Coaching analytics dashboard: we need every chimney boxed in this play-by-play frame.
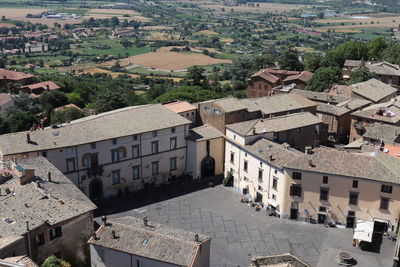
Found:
[195,234,199,242]
[26,220,30,231]
[252,127,256,135]
[45,84,50,90]
[305,146,312,154]
[143,216,148,226]
[111,230,116,239]
[102,216,107,226]
[26,132,31,143]
[47,171,52,182]
[269,155,274,161]
[48,189,52,197]
[20,169,35,185]
[308,159,315,167]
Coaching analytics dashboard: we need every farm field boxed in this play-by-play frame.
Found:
[199,3,315,14]
[123,46,232,71]
[84,9,151,22]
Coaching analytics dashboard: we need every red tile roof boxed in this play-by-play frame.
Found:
[21,81,60,91]
[0,68,34,81]
[163,101,197,113]
[0,93,12,105]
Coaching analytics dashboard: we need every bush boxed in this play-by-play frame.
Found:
[223,171,233,187]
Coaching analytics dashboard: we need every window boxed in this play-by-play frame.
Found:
[352,180,358,188]
[258,185,263,191]
[258,169,263,182]
[152,162,159,175]
[290,184,302,197]
[112,138,117,145]
[319,206,327,212]
[292,172,302,180]
[49,227,62,240]
[170,157,177,171]
[348,211,355,217]
[111,147,126,162]
[151,141,159,154]
[171,127,176,134]
[152,131,157,137]
[230,152,235,163]
[260,162,262,167]
[170,137,177,150]
[272,177,278,190]
[272,194,277,200]
[274,170,278,174]
[323,176,328,184]
[320,188,329,201]
[132,166,140,180]
[80,175,86,183]
[112,170,120,184]
[90,142,96,149]
[214,109,222,115]
[136,260,143,267]
[132,145,140,158]
[204,106,210,112]
[380,197,390,210]
[133,134,138,141]
[66,158,75,172]
[41,151,47,157]
[82,154,91,167]
[381,185,393,194]
[36,233,45,246]
[243,160,248,172]
[349,192,358,205]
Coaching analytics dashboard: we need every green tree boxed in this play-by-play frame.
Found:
[153,86,219,103]
[50,107,85,124]
[0,116,9,134]
[278,47,303,71]
[120,39,132,50]
[324,41,368,67]
[348,62,377,85]
[304,54,322,72]
[186,66,206,86]
[306,67,341,92]
[94,89,127,113]
[39,90,68,114]
[66,92,84,107]
[41,255,71,267]
[367,37,388,60]
[6,111,37,132]
[6,94,40,116]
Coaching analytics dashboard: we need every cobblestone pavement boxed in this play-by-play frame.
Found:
[107,185,396,267]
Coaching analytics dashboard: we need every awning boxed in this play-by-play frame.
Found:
[267,199,279,208]
[353,220,374,242]
[374,218,389,224]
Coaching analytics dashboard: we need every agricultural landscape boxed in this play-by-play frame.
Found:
[1,0,400,132]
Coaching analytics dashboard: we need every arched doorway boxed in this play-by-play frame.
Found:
[89,179,103,200]
[201,156,215,178]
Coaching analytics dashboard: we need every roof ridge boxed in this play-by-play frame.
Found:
[108,220,204,246]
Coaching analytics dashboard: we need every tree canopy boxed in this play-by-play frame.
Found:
[306,67,341,92]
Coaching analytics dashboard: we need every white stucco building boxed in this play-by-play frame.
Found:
[0,104,192,199]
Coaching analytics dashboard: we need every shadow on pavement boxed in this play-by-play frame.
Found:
[94,175,223,217]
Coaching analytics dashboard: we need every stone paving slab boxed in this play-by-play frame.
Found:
[110,186,395,267]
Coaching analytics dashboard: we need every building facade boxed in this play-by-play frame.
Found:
[0,104,192,199]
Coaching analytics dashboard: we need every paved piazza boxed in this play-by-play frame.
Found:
[105,185,396,267]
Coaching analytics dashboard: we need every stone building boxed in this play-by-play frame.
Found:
[198,94,317,134]
[350,99,400,142]
[247,69,312,98]
[88,216,211,267]
[0,104,192,199]
[0,157,96,264]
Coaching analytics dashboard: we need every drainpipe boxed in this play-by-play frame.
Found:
[75,146,81,188]
[25,220,32,258]
[267,164,272,202]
